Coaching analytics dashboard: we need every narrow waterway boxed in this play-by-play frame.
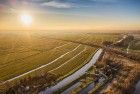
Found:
[40,49,103,94]
[61,82,81,94]
[79,77,105,94]
[134,80,140,94]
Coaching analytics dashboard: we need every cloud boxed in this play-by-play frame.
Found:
[91,0,118,3]
[41,1,74,8]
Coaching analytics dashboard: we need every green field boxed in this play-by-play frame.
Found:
[0,32,119,85]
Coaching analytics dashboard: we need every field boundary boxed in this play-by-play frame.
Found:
[0,43,71,68]
[57,48,99,82]
[0,44,81,84]
[49,47,86,72]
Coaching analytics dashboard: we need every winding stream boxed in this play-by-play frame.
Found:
[40,49,103,94]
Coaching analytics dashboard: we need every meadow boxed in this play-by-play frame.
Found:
[0,31,119,89]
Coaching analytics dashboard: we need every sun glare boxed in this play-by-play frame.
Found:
[20,12,33,26]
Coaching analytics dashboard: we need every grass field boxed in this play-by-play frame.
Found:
[0,32,119,85]
[41,32,120,45]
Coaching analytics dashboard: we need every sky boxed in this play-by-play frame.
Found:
[0,0,140,31]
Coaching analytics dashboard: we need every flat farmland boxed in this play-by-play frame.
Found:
[0,32,98,84]
[0,43,78,81]
[0,32,121,94]
[40,32,119,47]
[49,46,96,76]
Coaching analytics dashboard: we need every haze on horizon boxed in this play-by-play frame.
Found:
[0,0,140,31]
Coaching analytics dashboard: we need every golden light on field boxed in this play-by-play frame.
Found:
[20,12,33,26]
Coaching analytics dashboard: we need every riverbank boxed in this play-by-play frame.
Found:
[134,80,140,94]
[99,51,140,94]
[40,49,103,94]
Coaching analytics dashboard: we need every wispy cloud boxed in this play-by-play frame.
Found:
[91,0,118,3]
[41,1,74,8]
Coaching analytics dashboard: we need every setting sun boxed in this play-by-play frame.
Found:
[20,12,33,26]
